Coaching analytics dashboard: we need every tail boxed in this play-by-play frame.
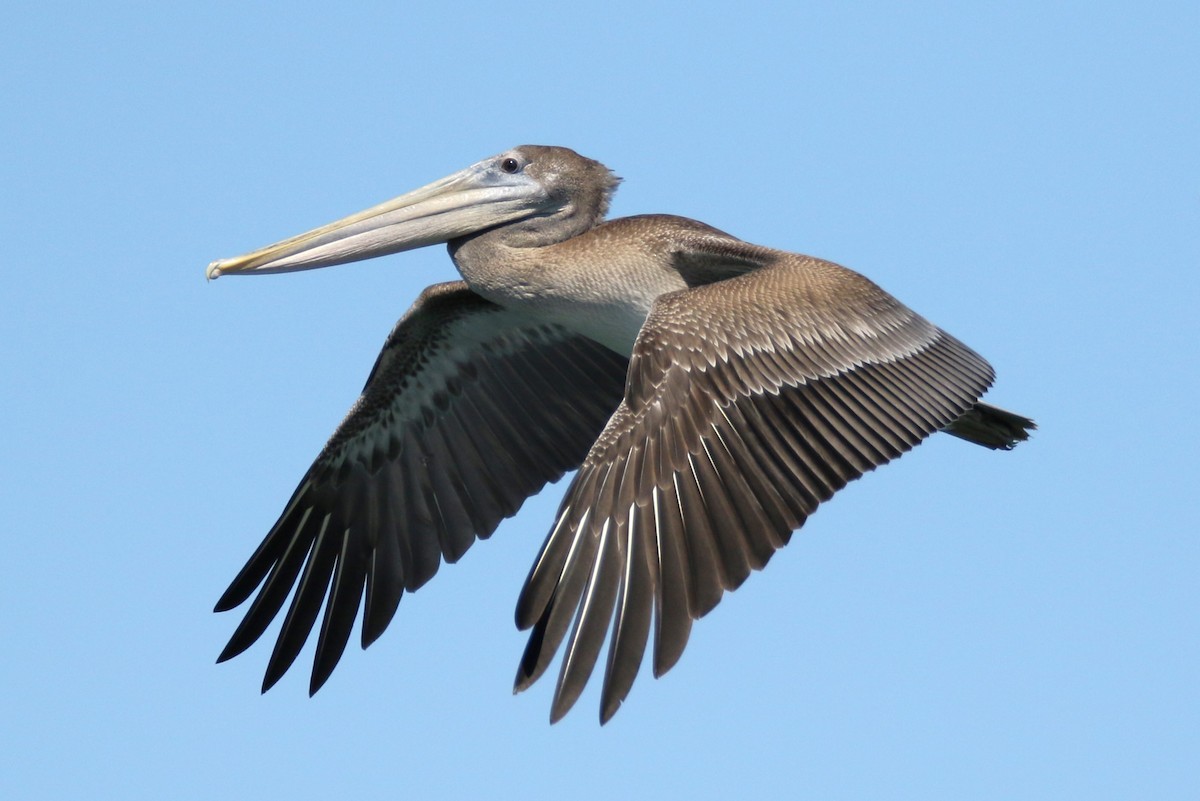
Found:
[943,402,1036,450]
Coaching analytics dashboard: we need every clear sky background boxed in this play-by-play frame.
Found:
[2,2,1197,799]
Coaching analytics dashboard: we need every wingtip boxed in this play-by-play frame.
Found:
[360,625,385,650]
[308,669,331,697]
[549,701,570,725]
[216,634,253,665]
[549,678,589,724]
[360,594,399,649]
[213,588,242,614]
[513,663,537,695]
[599,699,620,725]
[260,664,286,694]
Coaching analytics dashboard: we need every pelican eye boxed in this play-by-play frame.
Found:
[500,157,521,174]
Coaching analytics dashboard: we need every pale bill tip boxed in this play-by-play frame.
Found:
[206,260,225,281]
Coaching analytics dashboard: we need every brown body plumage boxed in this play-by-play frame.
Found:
[208,145,1034,722]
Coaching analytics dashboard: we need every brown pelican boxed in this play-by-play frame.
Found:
[208,145,1033,723]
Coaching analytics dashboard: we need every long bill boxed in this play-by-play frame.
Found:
[206,160,552,279]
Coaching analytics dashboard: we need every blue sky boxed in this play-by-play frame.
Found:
[2,2,1197,798]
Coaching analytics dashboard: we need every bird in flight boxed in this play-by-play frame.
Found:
[208,145,1033,723]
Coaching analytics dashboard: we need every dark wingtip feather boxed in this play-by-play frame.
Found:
[215,478,318,615]
[308,637,348,696]
[213,589,244,614]
[215,566,271,615]
[308,667,331,697]
[513,612,550,694]
[215,638,244,665]
[217,622,265,665]
[360,592,401,649]
[549,703,570,725]
[309,616,353,696]
[309,554,367,696]
[261,662,288,694]
[599,696,622,725]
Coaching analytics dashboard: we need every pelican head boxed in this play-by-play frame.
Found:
[206,145,619,279]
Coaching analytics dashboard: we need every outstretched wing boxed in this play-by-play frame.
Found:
[513,245,996,722]
[215,281,629,694]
